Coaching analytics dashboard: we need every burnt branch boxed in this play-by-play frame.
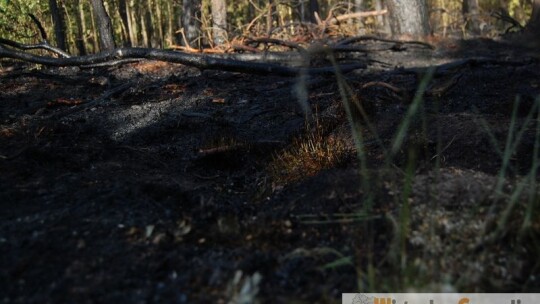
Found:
[0,37,71,58]
[0,14,70,58]
[0,45,366,76]
[28,13,48,41]
[245,37,307,53]
[337,35,435,50]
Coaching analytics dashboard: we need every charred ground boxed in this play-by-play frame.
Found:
[1,38,539,303]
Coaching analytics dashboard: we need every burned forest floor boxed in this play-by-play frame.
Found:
[1,37,540,303]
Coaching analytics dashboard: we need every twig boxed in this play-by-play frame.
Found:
[326,9,388,25]
[0,14,71,58]
[430,135,457,161]
[230,43,261,53]
[80,58,145,68]
[361,81,404,94]
[245,37,306,53]
[336,35,435,50]
[198,143,246,157]
[491,9,524,32]
[43,81,134,120]
[426,73,463,97]
[28,13,48,41]
[0,37,71,58]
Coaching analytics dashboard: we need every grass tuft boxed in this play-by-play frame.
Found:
[269,121,350,185]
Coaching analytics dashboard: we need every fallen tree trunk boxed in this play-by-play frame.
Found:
[0,43,365,77]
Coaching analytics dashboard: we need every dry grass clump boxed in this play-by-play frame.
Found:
[0,127,17,138]
[269,123,351,184]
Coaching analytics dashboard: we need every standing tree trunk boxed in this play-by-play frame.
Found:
[154,0,164,48]
[89,4,99,52]
[166,1,174,46]
[128,0,139,46]
[375,0,390,34]
[308,0,319,24]
[140,5,149,47]
[144,0,154,48]
[74,0,86,55]
[462,0,481,35]
[386,0,430,39]
[89,0,116,51]
[49,0,67,51]
[118,0,132,46]
[300,0,305,23]
[300,0,319,23]
[182,0,202,48]
[527,0,540,31]
[211,0,227,45]
[266,0,275,35]
[355,0,365,34]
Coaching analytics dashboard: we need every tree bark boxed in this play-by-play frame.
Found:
[89,0,116,51]
[154,0,164,48]
[166,1,174,46]
[89,3,99,52]
[308,0,319,24]
[355,0,364,12]
[140,6,149,47]
[0,45,366,76]
[49,0,67,51]
[118,0,132,46]
[75,0,86,55]
[144,0,154,48]
[386,0,430,39]
[128,0,139,46]
[375,0,390,34]
[462,0,481,35]
[211,0,227,45]
[527,0,540,31]
[266,0,275,35]
[182,0,202,48]
[299,0,320,24]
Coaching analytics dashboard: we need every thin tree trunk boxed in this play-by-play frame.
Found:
[155,0,164,48]
[75,0,86,55]
[375,0,390,34]
[144,0,154,48]
[89,4,99,52]
[140,5,149,47]
[211,0,227,45]
[308,0,319,24]
[527,0,540,31]
[247,1,255,24]
[49,0,67,51]
[128,0,139,46]
[166,1,174,46]
[462,0,481,35]
[89,0,116,51]
[62,3,73,53]
[118,0,132,46]
[266,0,274,35]
[355,0,364,33]
[300,0,305,23]
[355,0,363,12]
[182,0,202,48]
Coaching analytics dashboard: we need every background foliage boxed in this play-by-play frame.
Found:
[0,0,535,54]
